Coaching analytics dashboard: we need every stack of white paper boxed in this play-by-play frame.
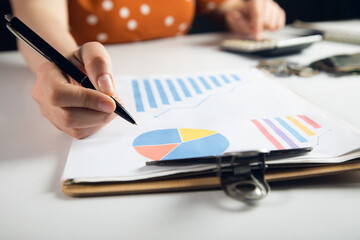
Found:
[62,68,360,183]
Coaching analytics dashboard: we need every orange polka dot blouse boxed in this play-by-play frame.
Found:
[68,0,226,45]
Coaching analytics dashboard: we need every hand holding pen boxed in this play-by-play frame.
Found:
[5,15,136,139]
[34,42,123,139]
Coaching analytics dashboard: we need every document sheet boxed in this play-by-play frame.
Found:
[62,68,360,183]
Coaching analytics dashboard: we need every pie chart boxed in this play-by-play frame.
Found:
[133,128,229,161]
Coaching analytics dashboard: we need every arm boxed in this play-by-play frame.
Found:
[11,0,77,72]
[11,0,118,139]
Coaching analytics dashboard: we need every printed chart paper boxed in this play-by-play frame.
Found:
[62,68,360,183]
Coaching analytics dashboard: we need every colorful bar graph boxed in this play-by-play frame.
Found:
[252,115,322,150]
[251,119,285,150]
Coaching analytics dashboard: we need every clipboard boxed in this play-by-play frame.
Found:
[62,152,360,200]
[60,67,360,202]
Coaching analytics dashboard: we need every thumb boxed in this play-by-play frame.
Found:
[76,42,115,96]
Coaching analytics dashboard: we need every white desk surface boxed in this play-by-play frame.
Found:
[1,33,360,240]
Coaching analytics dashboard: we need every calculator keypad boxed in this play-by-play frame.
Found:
[221,39,276,52]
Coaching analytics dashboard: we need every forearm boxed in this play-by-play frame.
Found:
[11,0,78,73]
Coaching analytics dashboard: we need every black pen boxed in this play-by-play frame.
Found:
[5,14,136,125]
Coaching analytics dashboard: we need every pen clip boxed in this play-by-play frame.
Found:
[5,17,52,63]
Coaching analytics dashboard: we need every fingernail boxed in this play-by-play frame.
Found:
[97,73,114,94]
[98,100,114,113]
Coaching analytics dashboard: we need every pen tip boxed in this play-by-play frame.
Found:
[5,14,13,21]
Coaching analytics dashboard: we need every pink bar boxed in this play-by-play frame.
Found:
[251,119,285,150]
[298,115,321,129]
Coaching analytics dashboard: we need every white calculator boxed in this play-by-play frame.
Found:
[220,27,323,56]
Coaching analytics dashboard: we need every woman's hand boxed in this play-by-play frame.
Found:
[224,0,286,40]
[32,42,118,139]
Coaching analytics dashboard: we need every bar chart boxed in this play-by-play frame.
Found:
[251,115,327,150]
[131,72,244,117]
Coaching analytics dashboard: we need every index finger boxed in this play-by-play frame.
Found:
[249,0,264,40]
[73,42,115,96]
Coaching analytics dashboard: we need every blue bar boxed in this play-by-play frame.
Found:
[177,78,192,97]
[209,76,221,87]
[187,77,202,94]
[231,74,241,81]
[154,79,169,105]
[220,75,231,84]
[199,76,212,90]
[143,79,158,108]
[166,79,181,101]
[132,80,144,112]
[275,117,308,143]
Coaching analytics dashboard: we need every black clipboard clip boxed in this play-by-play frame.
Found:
[217,150,269,201]
[146,147,312,202]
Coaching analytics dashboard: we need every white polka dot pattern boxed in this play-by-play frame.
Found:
[97,33,108,42]
[102,0,114,11]
[68,0,208,44]
[178,22,187,31]
[127,19,138,30]
[140,4,151,15]
[164,16,174,26]
[86,15,98,25]
[119,7,130,19]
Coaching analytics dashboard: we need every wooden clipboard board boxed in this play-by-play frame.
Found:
[62,159,360,197]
